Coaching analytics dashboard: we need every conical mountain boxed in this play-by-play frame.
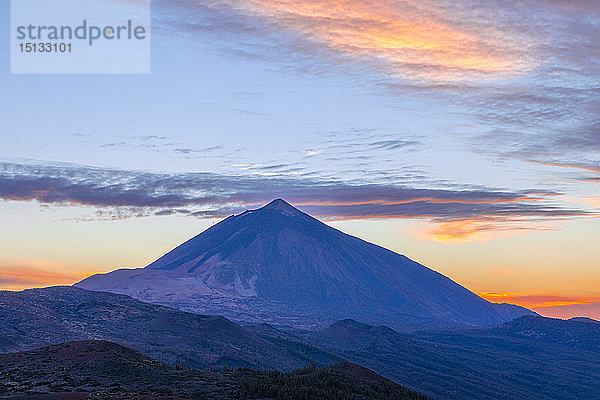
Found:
[77,199,532,330]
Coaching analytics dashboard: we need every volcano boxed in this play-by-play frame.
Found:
[77,199,532,330]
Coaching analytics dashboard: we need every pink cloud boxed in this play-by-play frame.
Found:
[231,0,533,81]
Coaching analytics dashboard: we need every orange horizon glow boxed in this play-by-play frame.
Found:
[0,258,99,291]
[2,260,598,321]
[478,291,600,309]
[479,291,600,321]
[4,266,598,321]
[533,304,600,321]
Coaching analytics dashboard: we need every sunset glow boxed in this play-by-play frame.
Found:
[0,258,99,291]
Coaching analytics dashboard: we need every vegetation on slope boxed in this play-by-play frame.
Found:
[0,340,428,400]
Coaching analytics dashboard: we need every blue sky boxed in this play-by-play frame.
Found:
[0,0,599,318]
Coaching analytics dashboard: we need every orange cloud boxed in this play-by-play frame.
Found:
[424,219,543,242]
[234,0,533,80]
[527,160,600,173]
[0,258,100,291]
[428,220,489,241]
[478,291,600,309]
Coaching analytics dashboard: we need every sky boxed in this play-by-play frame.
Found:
[1,0,599,319]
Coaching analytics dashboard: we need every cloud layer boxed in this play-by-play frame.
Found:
[0,162,592,227]
[230,0,533,81]
[158,0,599,176]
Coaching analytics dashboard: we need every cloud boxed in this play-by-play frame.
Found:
[156,0,598,175]
[305,149,322,156]
[526,160,600,174]
[425,219,544,242]
[174,145,224,154]
[157,0,539,83]
[314,128,423,161]
[0,161,593,227]
[478,291,600,308]
[381,84,600,172]
[232,162,308,176]
[229,0,535,81]
[160,0,598,82]
[367,139,421,151]
[429,221,492,241]
[469,87,600,157]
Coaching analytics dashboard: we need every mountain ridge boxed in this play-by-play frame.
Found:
[0,286,339,370]
[305,315,600,400]
[0,287,597,400]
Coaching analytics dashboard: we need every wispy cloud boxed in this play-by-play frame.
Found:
[158,0,599,177]
[305,149,323,156]
[526,160,600,178]
[174,145,224,155]
[229,0,534,81]
[0,162,592,229]
[425,219,547,242]
[152,0,600,181]
[469,87,600,160]
[158,0,538,82]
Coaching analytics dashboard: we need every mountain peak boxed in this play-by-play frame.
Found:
[259,198,303,215]
[330,319,368,329]
[77,197,534,330]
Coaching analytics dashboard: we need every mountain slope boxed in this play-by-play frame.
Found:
[484,314,600,352]
[302,316,600,400]
[0,340,429,400]
[408,315,600,400]
[0,286,339,370]
[77,199,532,329]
